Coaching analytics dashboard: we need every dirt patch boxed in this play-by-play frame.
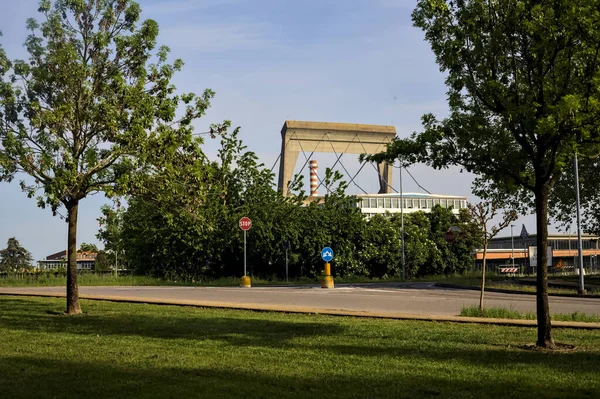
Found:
[519,342,577,352]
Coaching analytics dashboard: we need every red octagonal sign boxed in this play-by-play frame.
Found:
[444,230,456,243]
[239,217,252,231]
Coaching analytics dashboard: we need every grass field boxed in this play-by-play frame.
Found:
[1,296,599,399]
[460,305,600,323]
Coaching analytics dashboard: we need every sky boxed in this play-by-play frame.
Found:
[0,0,546,261]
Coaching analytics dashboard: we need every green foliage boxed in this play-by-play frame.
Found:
[116,125,480,280]
[552,155,600,234]
[0,0,213,210]
[367,0,600,346]
[0,0,214,311]
[97,204,124,267]
[78,243,98,252]
[0,237,33,272]
[93,250,111,272]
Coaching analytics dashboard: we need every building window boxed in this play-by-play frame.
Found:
[384,198,391,208]
[427,199,432,208]
[362,199,369,208]
[391,198,398,208]
[377,199,384,208]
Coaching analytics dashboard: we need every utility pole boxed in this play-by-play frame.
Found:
[511,224,515,267]
[400,162,405,280]
[574,154,586,294]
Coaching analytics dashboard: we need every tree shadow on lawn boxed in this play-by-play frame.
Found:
[0,355,597,399]
[2,297,599,377]
[313,341,600,376]
[0,297,345,348]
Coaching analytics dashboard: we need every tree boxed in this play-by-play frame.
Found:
[0,0,213,314]
[0,237,33,272]
[97,204,124,271]
[79,243,98,252]
[552,155,600,235]
[93,250,111,272]
[369,0,600,348]
[468,201,517,311]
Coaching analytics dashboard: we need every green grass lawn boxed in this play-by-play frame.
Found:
[460,305,600,323]
[1,297,599,399]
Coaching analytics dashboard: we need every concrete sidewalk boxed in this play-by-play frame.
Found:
[2,288,599,330]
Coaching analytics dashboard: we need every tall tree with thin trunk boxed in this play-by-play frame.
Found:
[368,0,600,347]
[0,0,213,314]
[468,202,517,311]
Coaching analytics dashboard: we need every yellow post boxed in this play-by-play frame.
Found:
[240,275,251,288]
[321,262,334,288]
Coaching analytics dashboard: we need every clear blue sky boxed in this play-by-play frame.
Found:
[1,0,547,261]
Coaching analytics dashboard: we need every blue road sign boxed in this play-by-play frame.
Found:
[321,247,334,262]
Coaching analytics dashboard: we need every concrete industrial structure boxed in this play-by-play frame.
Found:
[277,120,396,196]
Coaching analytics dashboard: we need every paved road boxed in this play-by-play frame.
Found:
[1,283,599,317]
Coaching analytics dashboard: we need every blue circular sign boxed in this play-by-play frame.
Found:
[321,247,334,262]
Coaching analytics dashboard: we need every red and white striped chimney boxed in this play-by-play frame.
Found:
[309,160,318,196]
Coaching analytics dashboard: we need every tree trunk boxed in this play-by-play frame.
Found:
[479,244,487,312]
[66,200,82,315]
[535,185,553,348]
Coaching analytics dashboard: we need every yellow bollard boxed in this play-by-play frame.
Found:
[321,262,334,289]
[240,275,252,288]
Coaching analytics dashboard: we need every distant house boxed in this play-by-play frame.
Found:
[37,250,97,271]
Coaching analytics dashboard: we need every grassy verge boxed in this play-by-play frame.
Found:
[438,277,600,296]
[0,274,319,287]
[460,305,600,323]
[1,296,600,399]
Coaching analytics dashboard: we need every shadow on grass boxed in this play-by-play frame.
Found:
[1,296,600,399]
[0,355,597,399]
[0,297,345,348]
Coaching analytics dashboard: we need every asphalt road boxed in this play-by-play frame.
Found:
[1,283,599,317]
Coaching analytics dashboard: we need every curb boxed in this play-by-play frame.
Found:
[1,290,600,330]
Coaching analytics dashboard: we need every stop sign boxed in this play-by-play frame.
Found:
[444,230,456,243]
[239,217,252,231]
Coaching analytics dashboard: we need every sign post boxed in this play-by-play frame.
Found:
[321,247,334,289]
[284,240,291,282]
[239,217,252,287]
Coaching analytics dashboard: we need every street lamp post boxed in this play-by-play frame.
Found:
[400,162,406,281]
[574,153,586,294]
[511,224,515,267]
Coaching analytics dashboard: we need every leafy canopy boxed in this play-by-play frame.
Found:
[370,0,600,207]
[0,0,213,212]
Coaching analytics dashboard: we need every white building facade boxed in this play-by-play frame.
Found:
[355,193,468,219]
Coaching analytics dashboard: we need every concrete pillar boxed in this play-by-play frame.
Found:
[277,146,299,197]
[377,162,393,194]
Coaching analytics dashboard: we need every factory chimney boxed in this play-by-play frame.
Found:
[309,160,318,196]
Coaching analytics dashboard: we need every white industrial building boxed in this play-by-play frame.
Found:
[354,193,468,219]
